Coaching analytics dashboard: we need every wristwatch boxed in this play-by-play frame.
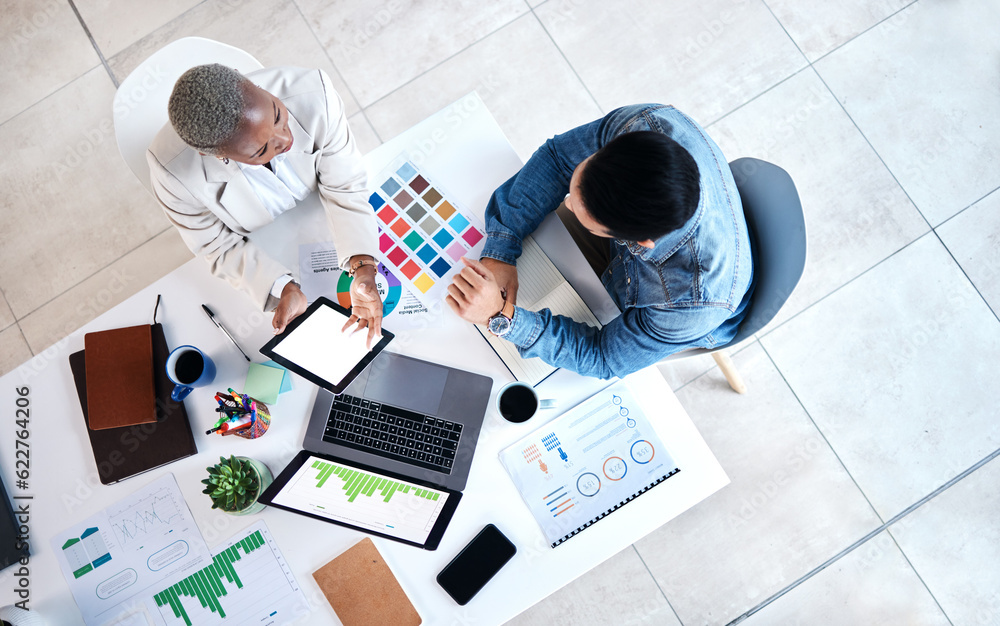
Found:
[487,299,516,337]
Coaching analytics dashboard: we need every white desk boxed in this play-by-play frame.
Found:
[0,95,728,625]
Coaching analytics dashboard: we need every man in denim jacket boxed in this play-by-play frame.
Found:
[446,104,754,380]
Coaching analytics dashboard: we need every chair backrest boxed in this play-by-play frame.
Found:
[725,157,807,344]
[112,37,264,193]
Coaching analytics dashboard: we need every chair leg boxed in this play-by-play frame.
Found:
[712,350,747,394]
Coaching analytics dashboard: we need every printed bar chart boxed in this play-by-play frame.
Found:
[311,460,439,503]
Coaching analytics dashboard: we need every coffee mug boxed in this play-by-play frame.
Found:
[496,382,556,423]
[166,345,216,401]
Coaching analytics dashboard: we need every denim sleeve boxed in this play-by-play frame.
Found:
[504,303,731,380]
[480,118,605,265]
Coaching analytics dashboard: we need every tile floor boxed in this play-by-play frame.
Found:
[2,0,999,623]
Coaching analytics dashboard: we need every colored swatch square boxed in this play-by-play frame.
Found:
[416,244,437,264]
[432,229,454,248]
[394,189,413,209]
[377,206,397,224]
[445,241,466,261]
[413,273,435,293]
[387,246,408,267]
[381,178,401,196]
[409,175,429,194]
[403,231,425,251]
[369,193,385,210]
[396,162,417,181]
[462,227,484,246]
[435,201,456,220]
[418,214,440,236]
[423,188,443,207]
[449,213,470,232]
[430,257,452,278]
[390,218,410,238]
[400,260,421,279]
[379,233,393,253]
[407,204,427,222]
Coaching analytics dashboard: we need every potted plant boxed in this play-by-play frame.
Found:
[201,455,273,515]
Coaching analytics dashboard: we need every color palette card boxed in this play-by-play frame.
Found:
[369,156,487,308]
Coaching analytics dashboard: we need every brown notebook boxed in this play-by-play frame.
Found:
[70,323,197,484]
[84,324,157,429]
[313,538,421,626]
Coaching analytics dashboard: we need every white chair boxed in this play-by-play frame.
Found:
[662,158,807,393]
[112,37,264,192]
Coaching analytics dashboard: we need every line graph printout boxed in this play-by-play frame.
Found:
[151,521,309,626]
[51,474,211,625]
[269,456,449,545]
[500,382,681,547]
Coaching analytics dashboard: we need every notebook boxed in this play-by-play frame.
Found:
[69,323,198,484]
[475,235,602,386]
[312,537,421,626]
[499,380,680,548]
[83,324,157,429]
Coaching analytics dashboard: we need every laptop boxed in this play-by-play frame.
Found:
[258,298,492,549]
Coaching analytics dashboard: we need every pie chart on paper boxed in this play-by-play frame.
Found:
[337,262,402,316]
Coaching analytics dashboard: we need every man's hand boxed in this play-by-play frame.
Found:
[272,282,308,334]
[482,257,518,304]
[446,257,506,325]
[342,263,383,348]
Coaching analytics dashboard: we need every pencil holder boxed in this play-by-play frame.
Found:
[232,398,270,440]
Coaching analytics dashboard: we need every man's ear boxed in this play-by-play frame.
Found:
[636,239,656,249]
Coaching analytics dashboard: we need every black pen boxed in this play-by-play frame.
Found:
[202,304,251,362]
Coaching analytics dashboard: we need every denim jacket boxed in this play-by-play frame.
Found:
[481,104,754,379]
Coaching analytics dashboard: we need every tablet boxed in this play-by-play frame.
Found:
[258,450,462,550]
[260,297,393,394]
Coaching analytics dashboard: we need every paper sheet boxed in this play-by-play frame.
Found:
[51,474,211,625]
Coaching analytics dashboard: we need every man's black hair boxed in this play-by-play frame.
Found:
[578,131,700,242]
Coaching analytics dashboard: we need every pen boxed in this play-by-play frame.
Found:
[202,304,251,362]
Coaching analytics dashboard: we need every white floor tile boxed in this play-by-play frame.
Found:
[708,69,928,330]
[739,530,948,626]
[0,0,100,125]
[762,233,1000,519]
[0,326,32,378]
[534,0,806,122]
[936,188,1000,320]
[506,547,679,626]
[765,0,911,61]
[0,290,14,331]
[364,15,602,162]
[18,228,192,355]
[105,0,361,117]
[890,455,1000,624]
[815,0,1000,225]
[635,343,881,624]
[296,0,528,107]
[0,67,168,319]
[73,0,201,58]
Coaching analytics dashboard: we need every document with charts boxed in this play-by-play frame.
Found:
[50,473,211,625]
[476,235,602,386]
[499,381,680,547]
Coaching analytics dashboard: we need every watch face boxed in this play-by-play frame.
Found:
[488,315,511,336]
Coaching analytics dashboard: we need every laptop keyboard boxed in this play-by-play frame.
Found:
[322,394,462,474]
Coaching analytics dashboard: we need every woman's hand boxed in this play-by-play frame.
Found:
[272,282,308,334]
[342,258,383,348]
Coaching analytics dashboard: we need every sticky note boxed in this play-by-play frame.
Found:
[245,362,286,405]
[261,360,292,393]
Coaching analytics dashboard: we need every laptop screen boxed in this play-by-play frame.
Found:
[268,455,451,545]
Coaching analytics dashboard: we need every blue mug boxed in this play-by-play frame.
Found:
[166,345,216,401]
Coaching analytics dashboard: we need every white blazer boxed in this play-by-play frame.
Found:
[147,66,378,311]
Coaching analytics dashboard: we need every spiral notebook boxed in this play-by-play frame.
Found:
[499,381,680,548]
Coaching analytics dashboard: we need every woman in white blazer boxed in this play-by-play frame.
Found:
[147,64,382,344]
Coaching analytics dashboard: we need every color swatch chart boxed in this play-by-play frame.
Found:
[270,455,449,545]
[153,521,307,626]
[370,156,486,307]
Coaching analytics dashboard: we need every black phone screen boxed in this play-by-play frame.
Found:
[436,524,517,605]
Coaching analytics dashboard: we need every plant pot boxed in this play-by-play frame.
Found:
[226,457,273,516]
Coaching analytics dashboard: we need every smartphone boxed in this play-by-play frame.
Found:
[436,524,517,605]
